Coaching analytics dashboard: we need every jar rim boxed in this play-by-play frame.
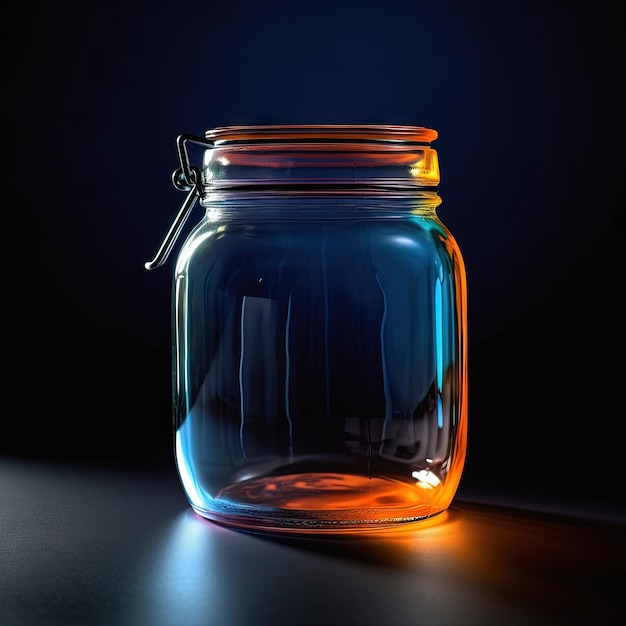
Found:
[205,124,438,145]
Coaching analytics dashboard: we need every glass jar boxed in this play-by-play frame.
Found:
[146,125,468,534]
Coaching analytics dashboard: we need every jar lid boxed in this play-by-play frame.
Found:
[205,124,438,146]
[202,124,440,190]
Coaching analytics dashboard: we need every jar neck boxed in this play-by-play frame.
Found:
[200,191,442,221]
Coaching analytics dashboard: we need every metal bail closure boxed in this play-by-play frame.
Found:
[144,134,213,270]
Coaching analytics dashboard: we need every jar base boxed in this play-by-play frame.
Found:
[189,472,450,534]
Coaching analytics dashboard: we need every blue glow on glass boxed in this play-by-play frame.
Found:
[437,395,443,430]
[435,277,443,392]
[435,276,443,428]
[176,433,203,505]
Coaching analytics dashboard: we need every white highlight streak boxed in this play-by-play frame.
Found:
[322,233,330,416]
[374,273,391,421]
[239,296,247,459]
[285,293,294,460]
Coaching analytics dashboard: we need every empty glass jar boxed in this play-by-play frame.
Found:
[146,125,468,533]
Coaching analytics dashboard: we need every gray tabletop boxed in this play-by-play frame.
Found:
[1,457,624,626]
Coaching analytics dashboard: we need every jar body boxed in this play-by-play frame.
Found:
[173,196,467,533]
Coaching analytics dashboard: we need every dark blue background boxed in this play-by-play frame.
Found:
[5,0,623,505]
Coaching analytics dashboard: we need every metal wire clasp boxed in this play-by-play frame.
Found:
[144,134,214,270]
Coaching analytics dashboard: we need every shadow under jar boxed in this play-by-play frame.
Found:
[155,125,468,534]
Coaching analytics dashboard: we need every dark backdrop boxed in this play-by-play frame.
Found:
[4,0,623,507]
